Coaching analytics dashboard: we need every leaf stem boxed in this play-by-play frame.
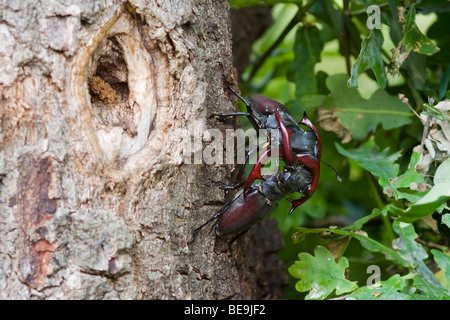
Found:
[349,2,390,16]
[398,93,421,120]
[366,172,395,244]
[342,0,351,76]
[406,78,426,110]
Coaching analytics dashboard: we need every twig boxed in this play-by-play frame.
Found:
[416,238,448,251]
[349,2,390,16]
[398,93,421,120]
[247,0,318,82]
[342,0,351,76]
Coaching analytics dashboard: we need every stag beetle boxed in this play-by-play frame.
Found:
[192,84,322,240]
[220,85,321,213]
[214,164,313,237]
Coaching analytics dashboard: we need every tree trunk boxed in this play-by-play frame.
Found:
[0,0,286,299]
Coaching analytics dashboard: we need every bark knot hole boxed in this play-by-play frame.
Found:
[86,11,157,162]
[89,36,131,130]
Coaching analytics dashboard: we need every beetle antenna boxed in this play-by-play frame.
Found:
[320,160,342,182]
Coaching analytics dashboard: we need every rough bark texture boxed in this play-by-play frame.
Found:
[0,0,286,299]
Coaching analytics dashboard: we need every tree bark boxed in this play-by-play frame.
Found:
[0,0,286,299]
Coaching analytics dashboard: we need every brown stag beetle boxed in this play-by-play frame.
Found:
[216,84,322,214]
[191,83,327,242]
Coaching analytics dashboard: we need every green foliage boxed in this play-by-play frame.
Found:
[288,246,357,299]
[443,214,450,229]
[347,274,414,300]
[233,0,450,299]
[292,226,411,267]
[307,74,414,140]
[335,138,402,186]
[287,26,323,99]
[391,220,445,298]
[400,4,439,55]
[432,249,450,285]
[348,29,386,89]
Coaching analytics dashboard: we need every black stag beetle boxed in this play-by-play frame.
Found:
[192,83,323,241]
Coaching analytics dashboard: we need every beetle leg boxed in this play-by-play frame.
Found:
[274,109,296,166]
[287,153,320,215]
[227,228,250,245]
[189,200,232,244]
[210,112,250,119]
[206,178,245,190]
[299,112,322,158]
[243,147,272,197]
[203,158,244,190]
[204,139,268,190]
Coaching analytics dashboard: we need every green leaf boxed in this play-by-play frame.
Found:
[335,138,401,187]
[293,227,411,267]
[288,246,357,299]
[434,157,450,186]
[348,29,387,89]
[347,208,382,231]
[337,141,449,222]
[432,249,450,291]
[387,151,427,202]
[392,221,428,264]
[390,152,423,189]
[301,94,327,108]
[412,275,450,299]
[439,66,450,99]
[402,4,440,55]
[442,214,450,229]
[347,274,411,300]
[318,74,413,140]
[337,148,428,202]
[378,158,450,222]
[390,183,450,222]
[287,25,324,99]
[392,221,445,297]
[432,250,450,283]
